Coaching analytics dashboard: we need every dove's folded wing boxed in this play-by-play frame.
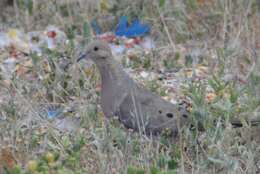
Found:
[117,85,189,135]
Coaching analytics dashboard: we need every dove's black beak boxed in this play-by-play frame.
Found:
[77,53,87,62]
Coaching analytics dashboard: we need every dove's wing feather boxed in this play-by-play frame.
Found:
[117,84,189,135]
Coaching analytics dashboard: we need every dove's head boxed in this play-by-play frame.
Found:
[77,40,112,65]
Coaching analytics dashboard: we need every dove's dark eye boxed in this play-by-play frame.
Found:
[94,46,99,51]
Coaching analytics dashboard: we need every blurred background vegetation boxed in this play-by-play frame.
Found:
[0,0,259,174]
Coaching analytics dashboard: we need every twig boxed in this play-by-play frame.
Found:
[156,4,176,53]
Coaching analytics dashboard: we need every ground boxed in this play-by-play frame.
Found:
[0,0,259,174]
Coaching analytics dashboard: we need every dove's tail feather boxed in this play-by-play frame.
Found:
[231,119,260,128]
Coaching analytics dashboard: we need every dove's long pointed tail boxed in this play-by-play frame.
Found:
[231,119,260,128]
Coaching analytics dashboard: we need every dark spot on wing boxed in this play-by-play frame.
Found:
[94,46,99,51]
[182,114,188,118]
[166,113,174,118]
[158,110,162,114]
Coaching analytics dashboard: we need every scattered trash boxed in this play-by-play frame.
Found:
[7,29,30,54]
[47,108,63,119]
[140,71,149,78]
[140,37,155,50]
[115,16,150,38]
[0,16,209,126]
[91,19,103,35]
[0,17,153,82]
[53,116,81,133]
[110,43,125,54]
[1,57,17,79]
[0,32,10,48]
[91,15,153,54]
[27,31,44,55]
[44,26,67,49]
[0,26,66,55]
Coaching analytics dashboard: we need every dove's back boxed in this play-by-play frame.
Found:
[116,82,190,136]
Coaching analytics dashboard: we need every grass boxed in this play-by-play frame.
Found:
[0,0,259,173]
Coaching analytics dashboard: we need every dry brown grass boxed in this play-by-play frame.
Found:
[0,0,259,173]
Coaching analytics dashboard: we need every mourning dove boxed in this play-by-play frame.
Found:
[77,40,190,136]
[77,40,260,136]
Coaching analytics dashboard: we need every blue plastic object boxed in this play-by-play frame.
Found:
[115,16,128,36]
[115,16,150,37]
[91,19,102,35]
[47,108,62,119]
[90,16,150,38]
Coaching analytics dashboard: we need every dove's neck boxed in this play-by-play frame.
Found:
[97,58,131,86]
